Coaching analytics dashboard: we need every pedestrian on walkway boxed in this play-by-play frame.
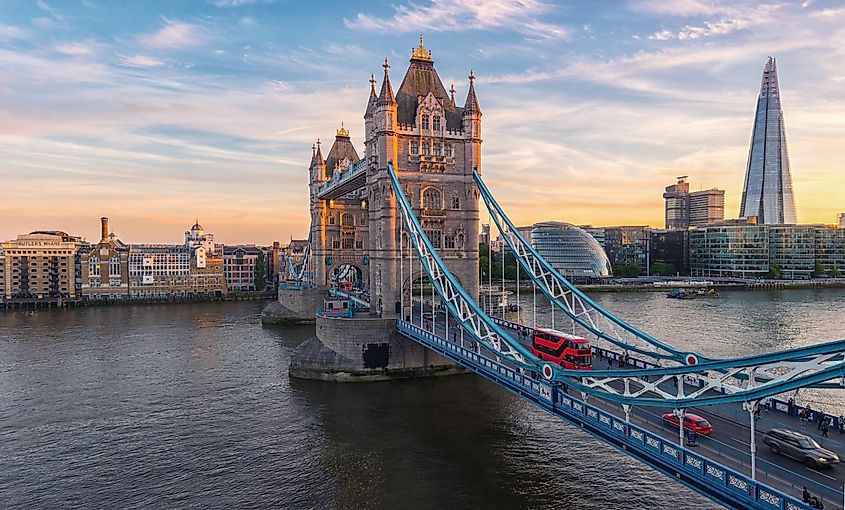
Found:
[818,412,826,430]
[821,418,830,438]
[788,397,796,416]
[838,415,845,434]
[799,409,808,430]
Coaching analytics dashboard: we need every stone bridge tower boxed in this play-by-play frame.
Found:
[308,126,370,288]
[366,37,481,316]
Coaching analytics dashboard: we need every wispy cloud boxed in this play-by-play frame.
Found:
[54,41,96,56]
[136,19,206,49]
[650,18,747,40]
[0,23,29,40]
[345,0,568,40]
[117,54,165,67]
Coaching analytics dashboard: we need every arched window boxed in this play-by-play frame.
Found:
[411,140,419,154]
[433,143,441,156]
[89,256,100,277]
[422,187,443,210]
[444,144,452,157]
[341,212,354,226]
[433,115,441,132]
[421,114,429,130]
[422,141,430,155]
[109,256,121,277]
[451,195,460,210]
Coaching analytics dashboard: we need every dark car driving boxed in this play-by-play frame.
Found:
[763,429,840,468]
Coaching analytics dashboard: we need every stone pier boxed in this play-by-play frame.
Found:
[260,286,326,325]
[289,315,463,382]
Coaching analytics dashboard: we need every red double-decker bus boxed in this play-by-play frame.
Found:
[530,328,593,370]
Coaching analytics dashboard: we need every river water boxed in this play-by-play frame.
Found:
[1,289,844,509]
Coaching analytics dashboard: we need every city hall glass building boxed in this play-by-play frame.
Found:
[531,222,612,280]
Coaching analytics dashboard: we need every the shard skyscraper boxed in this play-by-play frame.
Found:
[739,57,798,224]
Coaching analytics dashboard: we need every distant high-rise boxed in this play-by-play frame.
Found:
[739,57,797,224]
[663,176,724,229]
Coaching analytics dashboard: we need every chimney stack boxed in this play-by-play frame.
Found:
[100,217,109,241]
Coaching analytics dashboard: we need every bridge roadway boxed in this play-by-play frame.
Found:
[406,305,845,508]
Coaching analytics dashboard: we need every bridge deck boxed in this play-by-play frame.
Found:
[400,309,844,509]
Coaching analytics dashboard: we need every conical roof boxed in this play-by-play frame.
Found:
[324,125,360,178]
[377,58,395,106]
[463,70,481,115]
[395,48,463,129]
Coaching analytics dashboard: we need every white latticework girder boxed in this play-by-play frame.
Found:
[474,169,697,365]
[388,164,537,368]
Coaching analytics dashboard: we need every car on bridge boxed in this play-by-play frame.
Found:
[661,413,713,435]
[763,429,840,468]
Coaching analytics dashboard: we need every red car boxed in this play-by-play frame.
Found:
[661,413,713,435]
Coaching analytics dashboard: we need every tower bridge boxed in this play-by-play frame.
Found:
[278,39,845,509]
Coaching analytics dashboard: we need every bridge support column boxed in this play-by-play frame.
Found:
[674,408,686,450]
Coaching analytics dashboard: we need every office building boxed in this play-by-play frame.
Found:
[530,222,611,280]
[839,213,845,228]
[223,245,264,292]
[127,221,227,299]
[663,176,725,229]
[603,226,650,275]
[80,217,130,301]
[690,223,845,279]
[2,231,86,304]
[649,229,689,275]
[739,57,798,224]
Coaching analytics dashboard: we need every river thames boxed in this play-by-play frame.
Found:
[1,289,844,509]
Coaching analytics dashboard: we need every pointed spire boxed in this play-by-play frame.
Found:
[377,57,395,105]
[366,74,378,115]
[463,69,481,114]
[309,142,317,165]
[449,83,456,107]
[411,34,433,62]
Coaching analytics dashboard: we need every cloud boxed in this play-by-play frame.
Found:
[345,0,568,40]
[117,54,165,67]
[210,0,278,6]
[0,24,29,40]
[54,42,95,56]
[630,0,735,17]
[650,18,746,40]
[136,20,205,49]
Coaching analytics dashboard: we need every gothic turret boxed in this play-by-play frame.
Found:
[462,70,482,139]
[377,58,396,106]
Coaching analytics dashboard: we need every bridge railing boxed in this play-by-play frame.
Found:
[398,320,826,510]
[316,306,353,319]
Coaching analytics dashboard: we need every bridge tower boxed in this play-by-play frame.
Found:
[366,36,481,316]
[308,126,370,289]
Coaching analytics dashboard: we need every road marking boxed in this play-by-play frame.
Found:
[731,437,749,446]
[806,468,837,481]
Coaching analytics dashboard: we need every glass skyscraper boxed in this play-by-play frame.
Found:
[739,57,798,225]
[531,222,612,280]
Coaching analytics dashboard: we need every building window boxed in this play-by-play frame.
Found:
[109,257,121,277]
[425,230,442,248]
[433,115,441,132]
[444,144,452,157]
[422,187,443,210]
[433,143,441,156]
[451,196,460,210]
[445,235,456,249]
[329,214,335,225]
[422,141,430,155]
[89,256,100,277]
[341,212,354,226]
[421,114,429,130]
[411,140,419,154]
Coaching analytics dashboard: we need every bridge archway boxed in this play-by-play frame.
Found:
[329,261,367,290]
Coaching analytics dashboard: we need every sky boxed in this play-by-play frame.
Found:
[1,0,844,245]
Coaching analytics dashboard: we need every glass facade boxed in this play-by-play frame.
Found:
[689,226,770,278]
[691,225,845,279]
[603,226,649,274]
[531,222,611,280]
[768,226,815,279]
[739,57,798,225]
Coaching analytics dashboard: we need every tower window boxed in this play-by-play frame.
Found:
[444,144,453,157]
[422,141,430,155]
[433,116,441,132]
[411,140,419,154]
[421,114,429,130]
